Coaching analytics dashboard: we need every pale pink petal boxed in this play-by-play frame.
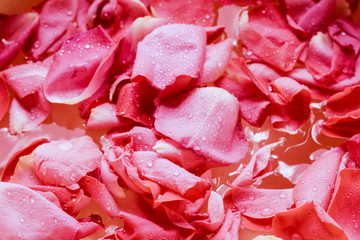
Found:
[237,6,305,72]
[32,136,102,186]
[132,24,206,90]
[196,39,233,86]
[26,0,78,59]
[0,13,39,69]
[232,144,273,187]
[0,182,88,239]
[9,91,51,134]
[99,158,126,199]
[273,202,347,240]
[293,146,346,209]
[210,210,241,240]
[328,169,360,239]
[116,79,158,127]
[155,87,248,167]
[0,77,9,121]
[86,103,132,130]
[132,151,211,201]
[1,62,48,99]
[152,0,215,26]
[44,26,113,104]
[285,0,336,35]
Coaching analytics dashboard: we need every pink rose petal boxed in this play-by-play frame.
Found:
[285,0,336,35]
[329,19,360,54]
[9,91,51,134]
[273,202,347,240]
[346,133,360,166]
[32,136,102,186]
[269,77,311,133]
[1,62,48,99]
[293,146,346,209]
[237,6,305,72]
[328,169,360,240]
[229,187,294,220]
[232,144,274,187]
[196,39,233,86]
[155,87,248,167]
[132,24,206,91]
[0,12,39,69]
[44,26,113,104]
[26,0,78,59]
[0,182,90,239]
[152,0,215,26]
[86,103,132,130]
[132,151,211,201]
[210,210,241,240]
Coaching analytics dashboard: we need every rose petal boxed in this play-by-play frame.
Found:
[9,91,51,134]
[44,26,113,104]
[329,19,360,54]
[132,151,211,201]
[132,24,206,91]
[210,210,241,240]
[1,62,48,99]
[0,182,87,239]
[86,103,132,130]
[196,39,233,86]
[293,146,346,209]
[33,136,102,186]
[116,79,158,127]
[273,202,347,240]
[327,169,360,239]
[155,87,248,167]
[152,0,215,26]
[26,0,78,59]
[0,76,9,121]
[0,12,39,69]
[237,6,305,72]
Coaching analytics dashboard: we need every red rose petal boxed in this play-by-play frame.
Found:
[155,87,248,167]
[329,19,360,54]
[328,169,360,239]
[33,136,102,186]
[0,77,9,121]
[273,202,347,240]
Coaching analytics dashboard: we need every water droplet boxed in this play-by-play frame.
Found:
[147,161,153,168]
[67,11,72,16]
[260,207,275,216]
[34,41,41,49]
[280,192,287,199]
[173,170,180,176]
[29,196,35,204]
[70,174,76,181]
[249,194,255,200]
[20,218,25,223]
[291,233,303,240]
[85,44,91,49]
